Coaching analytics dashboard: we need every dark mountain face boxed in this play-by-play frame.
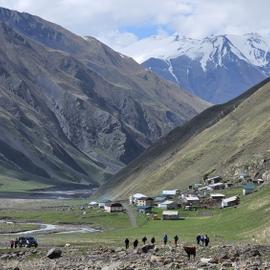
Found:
[142,34,270,104]
[0,8,208,189]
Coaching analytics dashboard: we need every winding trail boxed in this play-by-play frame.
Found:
[123,203,137,227]
[0,221,99,235]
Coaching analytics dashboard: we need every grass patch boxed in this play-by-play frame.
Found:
[0,175,50,193]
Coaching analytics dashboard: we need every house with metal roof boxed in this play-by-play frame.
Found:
[157,200,178,210]
[221,196,240,208]
[162,210,179,220]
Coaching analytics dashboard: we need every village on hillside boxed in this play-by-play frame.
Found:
[89,174,266,220]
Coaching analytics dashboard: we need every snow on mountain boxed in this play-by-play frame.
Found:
[123,33,270,70]
[227,33,270,69]
[124,33,270,103]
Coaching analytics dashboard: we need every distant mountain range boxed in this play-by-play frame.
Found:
[0,7,208,189]
[122,33,270,103]
[99,77,270,199]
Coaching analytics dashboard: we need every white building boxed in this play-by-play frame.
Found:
[129,193,147,205]
[136,197,154,207]
[221,196,240,208]
[162,189,180,197]
[208,183,225,190]
[210,193,225,200]
[98,200,112,208]
[184,195,200,202]
[88,201,98,207]
[162,210,179,220]
[157,200,178,210]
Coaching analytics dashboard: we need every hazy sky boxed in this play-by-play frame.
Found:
[0,0,269,53]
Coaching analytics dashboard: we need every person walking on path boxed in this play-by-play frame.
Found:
[133,239,139,249]
[174,235,179,247]
[151,237,156,245]
[142,236,147,245]
[125,238,129,249]
[200,235,205,246]
[196,235,201,245]
[163,234,168,246]
[10,240,14,249]
[204,235,210,247]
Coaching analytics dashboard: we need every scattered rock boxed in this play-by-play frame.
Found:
[222,260,233,267]
[47,248,62,259]
[141,244,154,253]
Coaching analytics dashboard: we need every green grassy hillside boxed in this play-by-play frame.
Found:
[98,78,270,199]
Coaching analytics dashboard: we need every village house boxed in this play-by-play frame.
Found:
[210,193,225,201]
[88,201,98,207]
[137,205,152,214]
[136,197,154,207]
[221,196,240,208]
[252,178,264,185]
[243,183,256,195]
[129,193,147,205]
[161,189,180,199]
[153,196,167,206]
[183,195,200,203]
[98,200,112,209]
[162,210,179,220]
[205,176,222,185]
[104,202,124,213]
[207,182,225,190]
[157,200,178,210]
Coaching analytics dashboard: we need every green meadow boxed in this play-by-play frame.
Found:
[0,184,269,247]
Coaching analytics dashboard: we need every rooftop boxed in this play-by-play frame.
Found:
[222,196,239,203]
[162,210,179,215]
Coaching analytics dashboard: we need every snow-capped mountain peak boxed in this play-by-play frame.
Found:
[137,33,270,104]
[122,33,270,71]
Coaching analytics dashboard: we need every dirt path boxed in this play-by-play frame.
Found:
[123,203,137,227]
[0,221,99,235]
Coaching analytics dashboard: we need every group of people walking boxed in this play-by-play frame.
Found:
[124,234,210,249]
[196,234,210,246]
[10,239,19,249]
[124,234,180,249]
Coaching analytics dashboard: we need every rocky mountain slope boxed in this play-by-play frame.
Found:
[0,7,208,189]
[99,77,270,198]
[123,33,270,103]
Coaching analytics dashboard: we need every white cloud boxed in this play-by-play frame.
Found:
[0,0,269,57]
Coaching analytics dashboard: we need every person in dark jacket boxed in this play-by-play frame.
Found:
[163,234,168,245]
[133,239,139,249]
[10,240,14,249]
[14,239,18,249]
[124,238,129,249]
[151,237,156,245]
[142,236,147,245]
[196,235,201,245]
[204,235,210,247]
[174,235,179,246]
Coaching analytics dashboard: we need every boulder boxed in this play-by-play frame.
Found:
[222,260,233,268]
[209,257,219,264]
[47,248,62,259]
[150,255,163,263]
[142,244,155,253]
[249,249,261,257]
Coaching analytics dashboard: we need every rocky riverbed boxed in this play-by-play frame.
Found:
[0,244,270,270]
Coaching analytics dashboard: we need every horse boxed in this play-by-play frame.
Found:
[183,246,196,260]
